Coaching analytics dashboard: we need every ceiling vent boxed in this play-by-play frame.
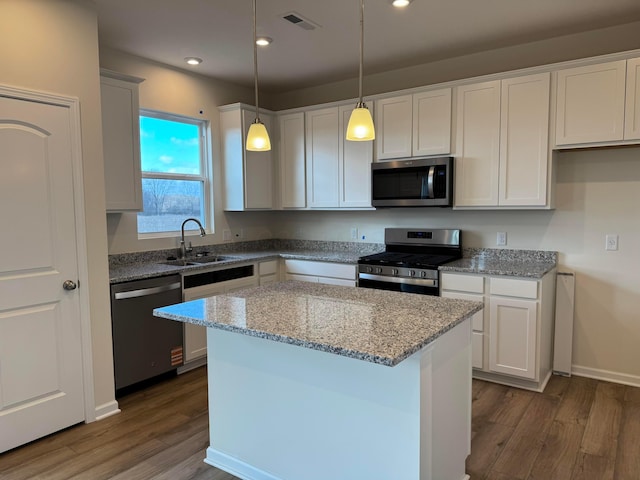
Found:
[281,12,321,31]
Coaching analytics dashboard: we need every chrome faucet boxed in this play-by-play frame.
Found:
[179,218,206,259]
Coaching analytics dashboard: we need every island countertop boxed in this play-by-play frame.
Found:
[154,281,482,367]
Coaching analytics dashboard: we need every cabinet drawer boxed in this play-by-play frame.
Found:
[490,277,538,299]
[259,260,278,276]
[441,273,484,293]
[285,260,356,280]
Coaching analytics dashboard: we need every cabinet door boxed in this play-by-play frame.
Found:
[101,75,143,212]
[339,104,373,208]
[279,112,306,208]
[183,282,226,362]
[454,81,501,207]
[555,60,626,145]
[375,95,412,160]
[499,73,550,206]
[306,107,340,208]
[412,88,452,156]
[489,297,537,380]
[625,57,640,140]
[243,109,274,209]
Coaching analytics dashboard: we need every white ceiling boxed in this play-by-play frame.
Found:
[95,0,640,93]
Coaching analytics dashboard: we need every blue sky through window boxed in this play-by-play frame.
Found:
[140,116,201,175]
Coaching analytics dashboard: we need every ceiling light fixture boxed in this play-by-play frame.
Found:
[246,0,271,151]
[346,0,375,142]
[256,36,273,46]
[391,0,412,7]
[184,57,203,65]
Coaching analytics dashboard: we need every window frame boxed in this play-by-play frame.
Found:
[137,109,213,239]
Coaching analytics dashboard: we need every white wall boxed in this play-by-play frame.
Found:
[100,48,278,254]
[0,0,115,411]
[272,147,640,382]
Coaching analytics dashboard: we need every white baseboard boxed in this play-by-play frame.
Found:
[571,365,640,388]
[94,400,121,421]
[205,447,281,480]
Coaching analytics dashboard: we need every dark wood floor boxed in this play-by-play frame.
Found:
[1,367,639,479]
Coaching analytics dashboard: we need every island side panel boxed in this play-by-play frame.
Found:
[204,319,472,480]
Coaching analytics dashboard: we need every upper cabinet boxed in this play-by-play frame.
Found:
[455,73,551,208]
[305,103,373,209]
[374,88,452,161]
[219,104,274,211]
[555,57,640,146]
[100,70,144,212]
[279,112,306,209]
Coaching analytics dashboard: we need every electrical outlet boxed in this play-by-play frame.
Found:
[351,227,358,241]
[605,234,619,251]
[222,229,232,242]
[496,232,507,246]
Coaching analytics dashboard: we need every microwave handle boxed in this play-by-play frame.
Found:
[427,166,435,199]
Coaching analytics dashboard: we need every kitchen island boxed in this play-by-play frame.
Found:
[154,281,483,480]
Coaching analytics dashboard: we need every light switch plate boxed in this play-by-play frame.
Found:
[496,232,507,246]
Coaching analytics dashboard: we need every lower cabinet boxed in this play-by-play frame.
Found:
[284,259,357,287]
[441,269,556,392]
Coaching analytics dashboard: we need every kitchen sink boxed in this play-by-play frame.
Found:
[160,256,238,267]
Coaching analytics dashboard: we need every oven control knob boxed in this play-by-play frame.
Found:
[375,267,382,274]
[391,268,398,276]
[421,271,428,278]
[365,266,373,273]
[410,270,416,277]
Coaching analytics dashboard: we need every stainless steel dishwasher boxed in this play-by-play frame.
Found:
[110,274,183,392]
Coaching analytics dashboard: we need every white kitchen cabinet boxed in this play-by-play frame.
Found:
[278,112,306,208]
[374,89,452,161]
[306,107,340,208]
[284,259,357,287]
[625,57,640,140]
[304,104,373,209]
[258,259,280,285]
[339,105,373,208]
[220,104,275,211]
[441,269,556,392]
[100,70,144,212]
[555,60,626,146]
[454,73,551,208]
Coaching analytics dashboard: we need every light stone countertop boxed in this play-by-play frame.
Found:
[439,248,557,278]
[153,281,483,367]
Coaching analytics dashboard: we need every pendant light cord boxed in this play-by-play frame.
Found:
[253,0,260,122]
[358,0,364,107]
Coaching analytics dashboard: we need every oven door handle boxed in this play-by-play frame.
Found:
[358,273,437,287]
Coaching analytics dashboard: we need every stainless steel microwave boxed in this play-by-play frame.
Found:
[371,157,454,207]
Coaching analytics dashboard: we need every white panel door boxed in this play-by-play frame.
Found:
[555,60,626,145]
[279,112,306,208]
[625,57,640,140]
[0,95,84,452]
[243,109,274,209]
[375,95,412,160]
[499,73,550,206]
[412,88,452,156]
[339,104,373,208]
[489,297,538,380]
[306,107,340,208]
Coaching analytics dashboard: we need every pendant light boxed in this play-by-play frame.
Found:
[246,0,271,151]
[346,0,375,141]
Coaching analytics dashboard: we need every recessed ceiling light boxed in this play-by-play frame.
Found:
[184,57,203,65]
[391,0,412,7]
[256,36,273,46]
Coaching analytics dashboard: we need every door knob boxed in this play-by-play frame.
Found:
[63,280,77,291]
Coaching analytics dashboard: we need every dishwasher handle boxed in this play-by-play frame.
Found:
[114,281,182,300]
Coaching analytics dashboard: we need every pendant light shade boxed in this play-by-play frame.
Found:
[246,0,271,152]
[246,120,272,151]
[346,0,375,142]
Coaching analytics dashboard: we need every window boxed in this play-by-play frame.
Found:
[137,111,210,236]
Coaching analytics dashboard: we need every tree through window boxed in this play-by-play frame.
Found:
[137,111,210,235]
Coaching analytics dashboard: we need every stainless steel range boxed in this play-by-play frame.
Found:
[358,228,461,296]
